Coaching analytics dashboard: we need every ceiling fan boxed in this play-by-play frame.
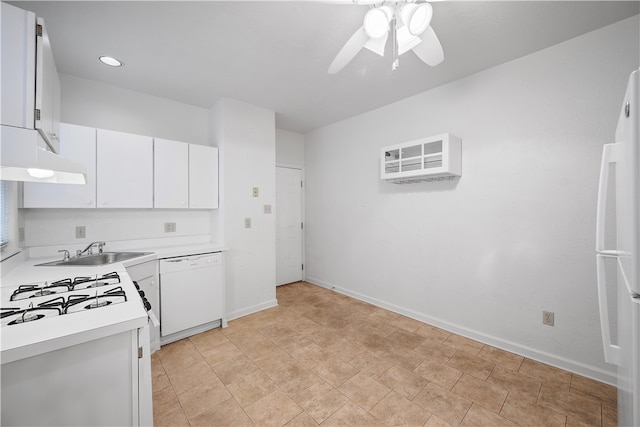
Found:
[328,0,444,74]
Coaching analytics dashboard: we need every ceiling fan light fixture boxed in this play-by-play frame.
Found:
[400,3,433,36]
[363,6,392,39]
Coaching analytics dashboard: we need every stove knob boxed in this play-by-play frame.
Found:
[132,281,140,290]
[138,290,146,298]
[144,300,151,311]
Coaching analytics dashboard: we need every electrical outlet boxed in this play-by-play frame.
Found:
[18,227,25,242]
[164,222,176,233]
[264,204,272,214]
[244,218,252,228]
[75,226,86,239]
[543,311,555,326]
[252,187,259,197]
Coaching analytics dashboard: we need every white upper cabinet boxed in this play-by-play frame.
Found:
[22,126,218,210]
[1,3,36,130]
[23,124,97,208]
[189,144,219,209]
[154,138,189,208]
[97,129,153,208]
[1,4,60,152]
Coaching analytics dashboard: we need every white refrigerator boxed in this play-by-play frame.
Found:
[596,68,640,427]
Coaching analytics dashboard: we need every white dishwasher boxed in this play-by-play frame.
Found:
[159,252,224,344]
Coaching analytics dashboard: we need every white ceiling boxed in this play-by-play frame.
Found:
[10,1,640,133]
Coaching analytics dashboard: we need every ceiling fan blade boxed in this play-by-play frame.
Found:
[363,32,388,57]
[411,26,444,67]
[328,26,369,74]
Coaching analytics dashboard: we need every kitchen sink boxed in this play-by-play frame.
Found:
[36,252,152,267]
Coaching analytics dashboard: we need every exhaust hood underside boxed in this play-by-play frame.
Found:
[0,125,86,184]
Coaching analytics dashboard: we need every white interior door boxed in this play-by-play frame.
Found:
[276,167,303,286]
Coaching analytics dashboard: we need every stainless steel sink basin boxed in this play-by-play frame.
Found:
[36,252,152,267]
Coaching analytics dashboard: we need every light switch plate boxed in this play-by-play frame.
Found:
[264,204,272,214]
[76,226,86,239]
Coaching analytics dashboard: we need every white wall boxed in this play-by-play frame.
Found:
[60,74,209,145]
[304,16,639,384]
[276,129,304,168]
[210,98,277,319]
[22,75,217,249]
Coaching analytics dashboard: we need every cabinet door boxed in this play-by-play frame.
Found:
[23,123,96,208]
[189,145,218,209]
[34,17,61,153]
[97,129,153,208]
[154,138,188,208]
[1,3,36,129]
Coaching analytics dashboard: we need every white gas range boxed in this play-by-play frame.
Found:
[3,271,131,325]
[1,263,153,426]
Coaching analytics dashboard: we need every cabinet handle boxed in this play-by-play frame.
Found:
[86,200,92,205]
[101,201,107,206]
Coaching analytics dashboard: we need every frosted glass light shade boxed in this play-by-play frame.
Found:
[400,3,433,36]
[364,6,392,39]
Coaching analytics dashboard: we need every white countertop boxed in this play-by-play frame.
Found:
[1,242,228,364]
[133,242,228,259]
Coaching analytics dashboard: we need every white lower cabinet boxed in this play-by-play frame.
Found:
[126,260,161,353]
[97,129,153,208]
[1,328,151,426]
[23,123,97,208]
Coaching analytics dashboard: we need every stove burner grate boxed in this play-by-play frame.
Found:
[64,286,127,314]
[2,305,63,326]
[9,313,45,325]
[10,272,121,301]
[85,300,112,310]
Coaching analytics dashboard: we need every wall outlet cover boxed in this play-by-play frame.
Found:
[543,311,555,326]
[244,218,252,228]
[75,226,86,239]
[264,204,272,214]
[164,222,176,233]
[252,187,259,197]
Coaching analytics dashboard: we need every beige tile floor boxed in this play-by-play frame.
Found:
[152,282,617,426]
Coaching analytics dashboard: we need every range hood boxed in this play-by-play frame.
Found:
[0,125,86,184]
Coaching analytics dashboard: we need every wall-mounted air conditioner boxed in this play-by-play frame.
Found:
[381,133,461,184]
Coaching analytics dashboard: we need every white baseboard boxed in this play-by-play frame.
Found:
[305,276,617,386]
[226,299,279,322]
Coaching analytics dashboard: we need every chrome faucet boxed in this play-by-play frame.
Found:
[76,241,106,257]
[58,249,70,261]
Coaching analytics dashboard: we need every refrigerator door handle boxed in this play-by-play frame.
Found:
[596,143,619,253]
[596,253,621,365]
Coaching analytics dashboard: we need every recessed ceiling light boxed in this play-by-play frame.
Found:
[99,56,124,67]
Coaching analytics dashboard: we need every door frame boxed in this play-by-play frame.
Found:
[276,164,305,284]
